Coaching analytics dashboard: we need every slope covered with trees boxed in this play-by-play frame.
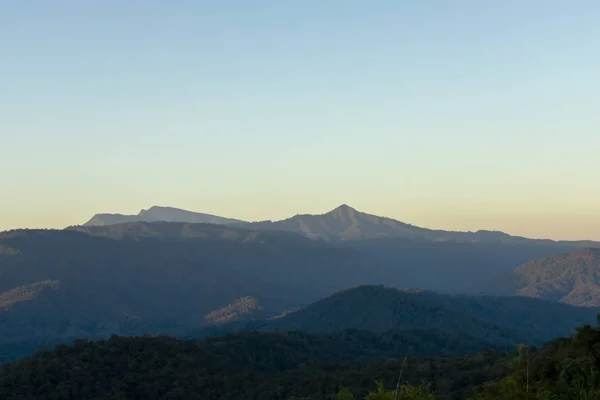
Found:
[3,224,600,364]
[0,332,508,400]
[5,317,600,399]
[483,248,600,307]
[469,317,600,399]
[80,204,600,294]
[259,286,600,346]
[0,226,380,359]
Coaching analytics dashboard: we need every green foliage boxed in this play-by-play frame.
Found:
[470,319,600,399]
[364,381,395,400]
[339,382,437,400]
[0,334,508,400]
[1,327,502,365]
[338,386,356,400]
[396,384,437,400]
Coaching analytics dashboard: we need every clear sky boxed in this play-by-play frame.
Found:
[1,1,599,240]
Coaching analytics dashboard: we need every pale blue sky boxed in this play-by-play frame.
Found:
[1,1,600,239]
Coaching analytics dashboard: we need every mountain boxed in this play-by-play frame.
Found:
[83,206,245,226]
[2,221,599,362]
[242,204,600,246]
[258,285,600,346]
[71,221,586,293]
[84,204,600,248]
[239,204,600,292]
[481,248,600,307]
[0,224,401,360]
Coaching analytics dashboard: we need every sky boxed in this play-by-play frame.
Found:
[1,1,600,240]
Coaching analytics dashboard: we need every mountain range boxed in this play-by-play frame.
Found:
[84,204,600,246]
[2,281,599,363]
[70,219,593,294]
[4,207,600,363]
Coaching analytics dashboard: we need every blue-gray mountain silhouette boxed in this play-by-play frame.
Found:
[84,206,245,226]
[84,204,600,247]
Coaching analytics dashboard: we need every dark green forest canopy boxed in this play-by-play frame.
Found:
[0,327,495,365]
[2,281,599,363]
[469,320,600,399]
[5,319,600,399]
[0,333,510,400]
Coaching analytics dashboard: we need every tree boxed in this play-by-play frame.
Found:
[338,387,356,400]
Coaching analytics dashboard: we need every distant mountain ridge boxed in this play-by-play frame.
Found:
[242,204,600,246]
[68,220,586,294]
[82,204,600,246]
[83,206,245,226]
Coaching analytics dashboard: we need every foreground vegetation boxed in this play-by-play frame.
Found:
[0,333,507,399]
[470,319,600,399]
[3,316,600,399]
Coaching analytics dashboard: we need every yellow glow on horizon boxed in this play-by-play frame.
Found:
[2,200,600,242]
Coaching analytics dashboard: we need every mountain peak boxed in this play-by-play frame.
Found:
[326,204,361,223]
[328,204,358,214]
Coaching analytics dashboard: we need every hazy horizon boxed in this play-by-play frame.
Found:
[2,1,600,240]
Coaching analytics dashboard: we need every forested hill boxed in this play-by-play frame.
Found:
[0,332,509,400]
[259,285,600,345]
[5,318,600,400]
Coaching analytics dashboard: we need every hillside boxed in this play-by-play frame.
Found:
[483,248,600,307]
[0,225,396,360]
[71,221,583,294]
[470,319,600,399]
[7,320,600,400]
[339,237,576,293]
[0,333,509,399]
[3,223,600,362]
[83,206,245,226]
[260,285,600,346]
[74,207,600,294]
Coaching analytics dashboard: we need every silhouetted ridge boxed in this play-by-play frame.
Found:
[260,285,599,346]
[81,204,600,247]
[83,206,245,226]
[241,205,600,245]
[0,332,511,399]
